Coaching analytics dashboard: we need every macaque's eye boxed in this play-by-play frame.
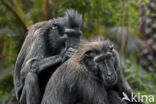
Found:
[51,23,64,35]
[52,23,59,30]
[109,45,114,52]
[89,52,97,58]
[85,50,98,59]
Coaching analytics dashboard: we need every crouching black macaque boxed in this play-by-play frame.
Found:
[14,9,82,104]
[41,38,145,104]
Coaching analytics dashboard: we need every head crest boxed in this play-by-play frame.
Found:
[65,9,82,29]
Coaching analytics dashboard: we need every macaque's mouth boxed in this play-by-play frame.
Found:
[53,41,66,55]
[102,74,118,87]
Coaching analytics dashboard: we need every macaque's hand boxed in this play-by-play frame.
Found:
[62,48,77,62]
[65,48,77,58]
[30,59,39,73]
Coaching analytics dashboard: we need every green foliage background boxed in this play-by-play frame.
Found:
[0,0,155,104]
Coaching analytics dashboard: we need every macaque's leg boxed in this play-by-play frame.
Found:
[117,72,133,95]
[20,72,41,104]
[117,72,145,104]
[19,55,62,104]
[108,90,127,104]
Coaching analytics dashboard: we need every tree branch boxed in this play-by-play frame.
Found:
[43,0,49,20]
[121,0,125,56]
[1,0,27,31]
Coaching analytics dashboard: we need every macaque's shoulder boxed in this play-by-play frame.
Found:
[27,20,52,32]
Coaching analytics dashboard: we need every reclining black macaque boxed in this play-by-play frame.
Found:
[42,38,145,104]
[13,9,82,104]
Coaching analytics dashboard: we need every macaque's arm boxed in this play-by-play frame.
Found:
[20,55,61,80]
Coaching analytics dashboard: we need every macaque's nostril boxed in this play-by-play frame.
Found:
[107,72,112,76]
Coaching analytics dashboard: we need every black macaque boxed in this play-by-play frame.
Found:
[13,9,82,104]
[41,38,145,104]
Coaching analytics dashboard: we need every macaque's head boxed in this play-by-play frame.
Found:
[73,38,120,87]
[47,9,82,54]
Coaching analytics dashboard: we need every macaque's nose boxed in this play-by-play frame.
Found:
[107,71,112,77]
[104,52,113,58]
[64,28,82,37]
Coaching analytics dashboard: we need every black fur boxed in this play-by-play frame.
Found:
[14,9,82,104]
[41,60,108,104]
[41,39,117,104]
[41,38,145,104]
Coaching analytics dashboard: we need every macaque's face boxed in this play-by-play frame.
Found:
[47,22,67,54]
[48,9,82,56]
[48,19,82,55]
[82,42,119,87]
